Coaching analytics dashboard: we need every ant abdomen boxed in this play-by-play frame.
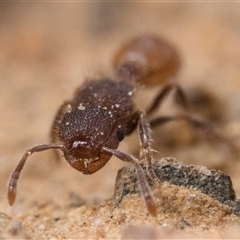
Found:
[113,34,181,86]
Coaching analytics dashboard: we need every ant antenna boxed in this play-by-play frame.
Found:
[7,143,64,206]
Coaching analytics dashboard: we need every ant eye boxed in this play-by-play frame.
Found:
[117,126,125,142]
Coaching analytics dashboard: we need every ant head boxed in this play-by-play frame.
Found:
[58,103,121,161]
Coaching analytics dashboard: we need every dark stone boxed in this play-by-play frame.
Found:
[153,158,236,203]
[113,157,240,217]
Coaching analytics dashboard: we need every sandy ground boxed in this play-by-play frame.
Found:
[1,3,240,239]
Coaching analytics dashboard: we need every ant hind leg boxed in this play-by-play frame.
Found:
[146,80,189,116]
[150,114,239,157]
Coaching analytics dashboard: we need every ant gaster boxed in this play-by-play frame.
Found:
[8,35,204,217]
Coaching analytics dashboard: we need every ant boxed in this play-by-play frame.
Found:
[7,34,226,217]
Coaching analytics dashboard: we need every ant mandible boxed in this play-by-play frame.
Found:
[7,34,213,217]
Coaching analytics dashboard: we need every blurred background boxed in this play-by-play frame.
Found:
[1,2,240,215]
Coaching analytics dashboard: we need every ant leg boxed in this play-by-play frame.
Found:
[137,111,159,181]
[150,114,216,132]
[102,146,157,217]
[150,114,239,154]
[8,143,64,206]
[146,80,189,115]
[50,101,72,160]
[51,101,72,143]
[125,111,158,181]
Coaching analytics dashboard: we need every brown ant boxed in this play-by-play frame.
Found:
[7,34,224,217]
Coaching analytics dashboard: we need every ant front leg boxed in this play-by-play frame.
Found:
[146,80,189,115]
[125,111,158,181]
[50,101,72,160]
[137,111,159,181]
[51,101,72,143]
